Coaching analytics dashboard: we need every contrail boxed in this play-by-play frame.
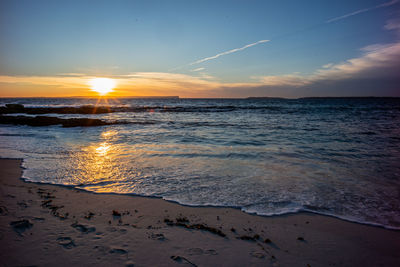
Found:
[191,67,205,72]
[170,1,397,72]
[326,0,399,23]
[189,40,270,66]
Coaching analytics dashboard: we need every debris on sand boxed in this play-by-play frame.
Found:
[170,255,197,267]
[112,210,122,217]
[84,211,95,220]
[237,234,260,241]
[164,219,226,237]
[176,216,189,223]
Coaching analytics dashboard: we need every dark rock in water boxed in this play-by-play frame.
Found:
[0,115,117,127]
[10,219,33,234]
[0,104,111,115]
[5,104,24,110]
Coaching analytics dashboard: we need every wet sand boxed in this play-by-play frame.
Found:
[0,158,399,266]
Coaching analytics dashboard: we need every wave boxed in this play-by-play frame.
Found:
[14,162,400,230]
[2,103,399,115]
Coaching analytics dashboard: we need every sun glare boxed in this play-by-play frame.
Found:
[89,78,116,95]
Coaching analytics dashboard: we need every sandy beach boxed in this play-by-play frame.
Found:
[0,158,399,267]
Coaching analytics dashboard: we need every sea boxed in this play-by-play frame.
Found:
[1,97,399,229]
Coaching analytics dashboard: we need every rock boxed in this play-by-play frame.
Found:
[0,115,117,127]
[5,103,24,109]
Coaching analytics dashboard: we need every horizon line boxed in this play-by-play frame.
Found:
[0,96,399,100]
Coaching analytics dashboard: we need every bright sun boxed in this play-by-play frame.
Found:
[89,78,116,95]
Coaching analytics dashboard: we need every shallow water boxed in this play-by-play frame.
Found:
[1,97,400,229]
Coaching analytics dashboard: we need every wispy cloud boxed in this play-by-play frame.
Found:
[56,73,87,77]
[326,0,399,23]
[2,38,400,99]
[384,16,400,37]
[189,40,270,66]
[322,63,334,69]
[191,67,205,72]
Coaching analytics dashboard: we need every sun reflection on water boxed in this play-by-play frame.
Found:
[73,129,125,191]
[95,142,111,155]
[101,130,118,138]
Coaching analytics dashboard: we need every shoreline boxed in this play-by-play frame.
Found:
[1,158,400,266]
[11,156,398,232]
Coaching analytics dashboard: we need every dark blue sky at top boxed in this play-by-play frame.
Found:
[0,0,399,97]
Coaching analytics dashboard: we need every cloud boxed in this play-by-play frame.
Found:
[56,73,87,77]
[257,41,400,84]
[326,0,399,23]
[322,63,334,69]
[256,74,311,87]
[191,67,205,72]
[2,16,400,98]
[2,40,400,98]
[384,17,400,37]
[0,72,225,97]
[189,40,270,65]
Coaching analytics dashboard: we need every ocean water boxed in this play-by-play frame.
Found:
[1,97,400,229]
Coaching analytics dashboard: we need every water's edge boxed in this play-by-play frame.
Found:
[3,156,398,231]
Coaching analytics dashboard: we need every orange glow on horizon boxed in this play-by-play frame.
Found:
[0,72,223,98]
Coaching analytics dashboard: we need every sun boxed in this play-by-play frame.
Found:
[89,78,116,96]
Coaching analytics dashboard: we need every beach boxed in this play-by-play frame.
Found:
[1,0,400,265]
[1,158,399,266]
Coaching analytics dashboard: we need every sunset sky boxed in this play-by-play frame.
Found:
[0,0,399,98]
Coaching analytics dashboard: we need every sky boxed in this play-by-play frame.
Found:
[0,0,399,98]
